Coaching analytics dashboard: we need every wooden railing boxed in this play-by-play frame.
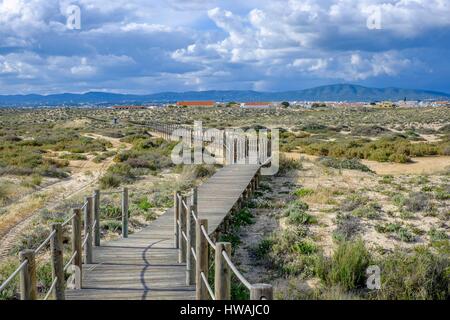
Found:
[174,175,273,300]
[0,188,130,300]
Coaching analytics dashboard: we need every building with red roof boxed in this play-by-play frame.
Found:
[176,101,216,107]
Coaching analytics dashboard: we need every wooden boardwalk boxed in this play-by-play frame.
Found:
[65,164,260,300]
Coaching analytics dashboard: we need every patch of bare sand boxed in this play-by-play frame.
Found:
[284,151,450,175]
[361,156,450,175]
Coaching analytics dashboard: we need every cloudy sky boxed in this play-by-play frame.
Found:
[1,0,449,94]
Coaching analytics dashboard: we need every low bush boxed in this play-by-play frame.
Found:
[100,174,121,189]
[373,247,449,300]
[404,192,431,212]
[318,240,371,290]
[428,228,448,242]
[318,157,373,172]
[287,210,317,225]
[276,155,302,176]
[352,125,390,136]
[100,204,122,220]
[300,135,445,163]
[333,213,360,241]
[0,259,20,300]
[340,194,369,212]
[351,202,382,219]
[375,222,416,243]
[293,188,314,197]
[11,225,52,254]
[59,153,87,161]
[232,208,254,227]
[282,200,315,225]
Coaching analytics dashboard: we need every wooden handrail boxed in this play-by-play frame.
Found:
[176,177,273,301]
[0,186,127,300]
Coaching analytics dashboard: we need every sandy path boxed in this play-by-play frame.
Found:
[0,134,131,260]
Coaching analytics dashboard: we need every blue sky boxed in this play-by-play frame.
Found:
[0,0,449,94]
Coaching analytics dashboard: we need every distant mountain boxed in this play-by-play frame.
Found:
[0,84,449,106]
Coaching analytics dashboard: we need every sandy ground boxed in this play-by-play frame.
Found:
[361,156,450,175]
[283,152,450,175]
[234,155,449,297]
[0,134,131,260]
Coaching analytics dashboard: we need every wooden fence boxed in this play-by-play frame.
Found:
[174,177,273,300]
[0,188,130,300]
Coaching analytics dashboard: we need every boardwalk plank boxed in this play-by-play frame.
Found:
[65,164,260,300]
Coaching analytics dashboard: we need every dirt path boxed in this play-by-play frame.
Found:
[0,134,131,260]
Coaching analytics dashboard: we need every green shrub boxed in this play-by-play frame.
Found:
[277,155,302,176]
[100,220,122,232]
[319,157,373,172]
[288,210,317,225]
[232,208,254,227]
[100,204,121,220]
[59,153,87,161]
[351,202,382,219]
[428,228,448,242]
[392,194,406,207]
[333,213,360,241]
[0,259,20,300]
[292,240,318,255]
[11,225,52,254]
[380,175,394,184]
[100,174,121,189]
[375,222,416,243]
[294,188,314,197]
[282,200,309,216]
[253,238,275,260]
[319,240,371,290]
[340,194,369,212]
[404,192,430,212]
[281,199,315,225]
[374,247,449,300]
[435,187,450,200]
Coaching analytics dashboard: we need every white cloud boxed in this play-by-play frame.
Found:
[0,0,449,93]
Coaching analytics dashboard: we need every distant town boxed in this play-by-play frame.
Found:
[109,99,450,110]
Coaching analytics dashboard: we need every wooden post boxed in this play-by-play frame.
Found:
[19,250,37,300]
[174,192,180,249]
[191,187,198,209]
[223,131,227,165]
[84,196,93,264]
[195,219,209,300]
[93,189,100,246]
[122,187,129,238]
[72,208,82,288]
[256,168,261,188]
[250,284,273,300]
[215,242,231,300]
[50,223,65,300]
[186,204,195,285]
[187,187,198,284]
[178,195,187,263]
[233,137,237,164]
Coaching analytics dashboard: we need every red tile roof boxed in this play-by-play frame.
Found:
[176,101,215,107]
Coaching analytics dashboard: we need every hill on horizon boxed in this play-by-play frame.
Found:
[0,84,449,106]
